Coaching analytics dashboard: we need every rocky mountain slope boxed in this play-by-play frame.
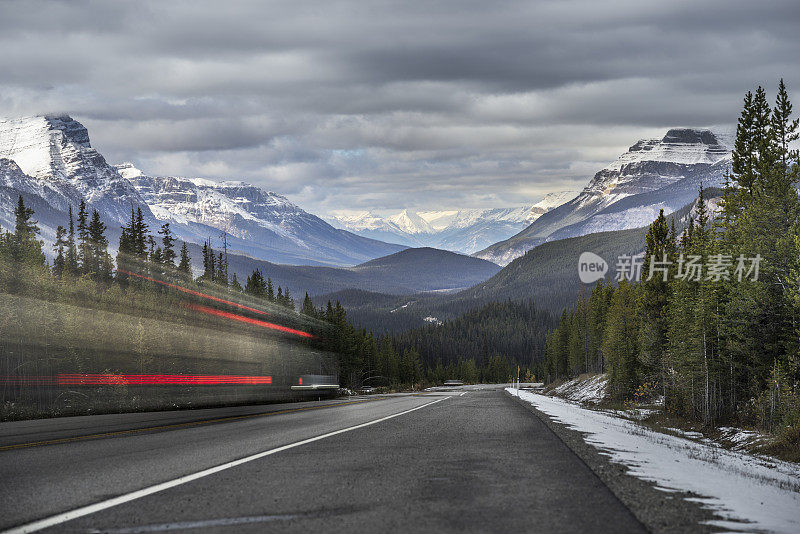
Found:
[117,163,403,266]
[476,129,731,265]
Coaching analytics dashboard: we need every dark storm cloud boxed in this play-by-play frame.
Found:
[1,0,798,213]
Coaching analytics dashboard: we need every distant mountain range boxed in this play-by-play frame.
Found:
[326,191,577,254]
[225,247,502,298]
[0,115,403,267]
[115,162,403,266]
[0,114,735,321]
[475,128,732,265]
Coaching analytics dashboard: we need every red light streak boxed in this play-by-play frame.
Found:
[0,374,272,386]
[186,302,315,338]
[116,269,271,316]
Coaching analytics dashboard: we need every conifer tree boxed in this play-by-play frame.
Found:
[52,225,67,277]
[603,280,640,400]
[230,272,242,291]
[244,268,267,297]
[65,205,79,276]
[178,242,192,276]
[639,208,675,388]
[283,287,294,310]
[12,195,45,266]
[88,209,111,282]
[267,277,275,301]
[159,223,176,267]
[216,251,227,287]
[301,292,316,317]
[76,200,90,274]
[201,240,216,281]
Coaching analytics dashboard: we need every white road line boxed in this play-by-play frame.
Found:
[3,397,449,534]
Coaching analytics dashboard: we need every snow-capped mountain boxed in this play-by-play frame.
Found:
[327,192,577,254]
[0,115,153,224]
[118,163,403,266]
[0,115,404,267]
[475,128,732,265]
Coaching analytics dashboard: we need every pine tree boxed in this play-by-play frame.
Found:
[178,242,192,276]
[216,251,227,287]
[244,268,267,297]
[301,292,316,317]
[133,207,148,259]
[772,79,799,175]
[65,205,79,276]
[201,240,216,281]
[639,208,675,388]
[267,277,275,301]
[76,200,90,274]
[159,223,176,267]
[603,280,640,400]
[88,209,111,282]
[283,287,294,310]
[230,272,242,291]
[11,195,45,266]
[52,225,67,277]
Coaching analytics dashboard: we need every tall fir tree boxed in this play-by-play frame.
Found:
[52,225,67,277]
[65,205,79,276]
[178,242,192,276]
[159,223,176,267]
[11,195,45,266]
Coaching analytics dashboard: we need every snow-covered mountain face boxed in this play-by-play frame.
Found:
[476,128,732,265]
[116,163,405,266]
[0,116,152,224]
[327,192,577,255]
[0,115,404,267]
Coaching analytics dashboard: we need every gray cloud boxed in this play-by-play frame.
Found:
[0,0,797,214]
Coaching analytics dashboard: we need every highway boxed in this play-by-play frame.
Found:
[0,389,645,533]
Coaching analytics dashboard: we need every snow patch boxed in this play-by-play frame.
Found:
[510,389,800,533]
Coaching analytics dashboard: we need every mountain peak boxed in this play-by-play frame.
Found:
[388,209,435,234]
[0,114,151,223]
[662,128,720,146]
[115,162,144,179]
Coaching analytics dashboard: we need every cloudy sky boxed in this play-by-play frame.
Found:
[1,0,798,215]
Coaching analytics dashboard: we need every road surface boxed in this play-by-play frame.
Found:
[0,389,644,533]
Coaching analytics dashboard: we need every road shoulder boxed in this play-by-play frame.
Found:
[505,390,718,534]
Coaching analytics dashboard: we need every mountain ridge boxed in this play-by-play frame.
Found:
[475,128,731,265]
[327,191,578,254]
[0,114,404,267]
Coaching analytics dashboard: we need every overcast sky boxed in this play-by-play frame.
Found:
[1,0,798,215]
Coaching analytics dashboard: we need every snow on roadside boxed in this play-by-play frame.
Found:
[509,388,800,533]
[548,374,608,404]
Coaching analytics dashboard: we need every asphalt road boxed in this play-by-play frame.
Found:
[0,389,645,533]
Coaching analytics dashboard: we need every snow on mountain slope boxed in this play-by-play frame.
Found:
[327,192,577,255]
[0,115,404,267]
[0,116,152,224]
[529,191,579,218]
[119,163,405,266]
[476,129,731,265]
[388,209,436,235]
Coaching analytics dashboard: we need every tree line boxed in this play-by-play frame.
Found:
[1,195,474,390]
[545,81,800,445]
